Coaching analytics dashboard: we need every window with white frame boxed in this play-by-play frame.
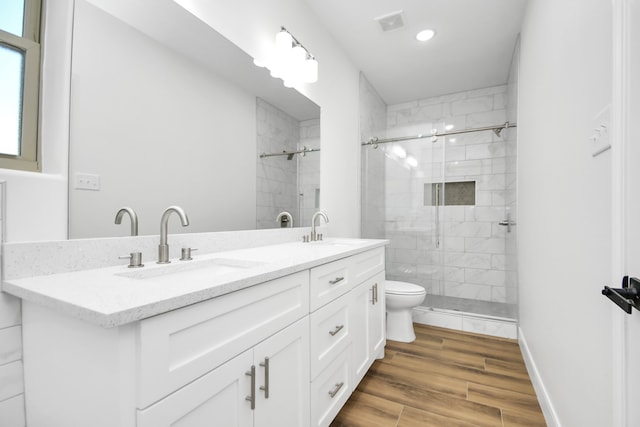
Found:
[0,0,41,171]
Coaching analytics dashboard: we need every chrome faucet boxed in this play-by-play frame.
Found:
[310,211,329,241]
[157,206,189,264]
[276,211,294,228]
[115,207,139,236]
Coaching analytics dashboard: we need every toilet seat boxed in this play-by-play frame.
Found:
[385,280,426,295]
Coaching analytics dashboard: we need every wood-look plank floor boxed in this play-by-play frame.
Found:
[330,324,546,427]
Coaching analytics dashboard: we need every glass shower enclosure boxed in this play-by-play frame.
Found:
[361,104,518,328]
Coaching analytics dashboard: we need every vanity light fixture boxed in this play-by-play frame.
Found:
[261,27,318,87]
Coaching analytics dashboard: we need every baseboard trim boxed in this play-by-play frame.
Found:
[518,326,561,427]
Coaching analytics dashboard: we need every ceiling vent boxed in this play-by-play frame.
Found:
[374,10,405,32]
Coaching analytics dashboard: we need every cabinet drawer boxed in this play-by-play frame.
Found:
[137,271,309,408]
[309,248,385,312]
[310,349,352,427]
[309,257,353,311]
[351,247,385,284]
[309,293,351,380]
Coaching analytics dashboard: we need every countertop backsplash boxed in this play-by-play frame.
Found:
[2,227,320,281]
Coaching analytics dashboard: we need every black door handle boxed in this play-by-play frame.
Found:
[602,276,640,314]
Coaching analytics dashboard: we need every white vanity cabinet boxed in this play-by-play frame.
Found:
[16,242,387,427]
[22,271,309,427]
[308,247,385,427]
[137,317,310,427]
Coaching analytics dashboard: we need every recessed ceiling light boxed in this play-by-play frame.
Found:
[416,29,435,42]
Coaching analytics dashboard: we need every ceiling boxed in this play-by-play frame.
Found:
[304,0,527,105]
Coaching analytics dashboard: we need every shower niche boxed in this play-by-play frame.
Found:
[425,181,476,206]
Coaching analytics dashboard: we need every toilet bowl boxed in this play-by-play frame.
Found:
[385,281,426,343]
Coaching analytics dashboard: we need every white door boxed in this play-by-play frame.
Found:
[254,317,310,427]
[612,0,640,425]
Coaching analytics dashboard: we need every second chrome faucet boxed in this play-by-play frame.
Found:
[158,206,189,264]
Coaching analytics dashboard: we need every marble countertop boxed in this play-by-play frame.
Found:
[2,238,387,328]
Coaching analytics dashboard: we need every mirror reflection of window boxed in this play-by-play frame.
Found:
[0,0,41,171]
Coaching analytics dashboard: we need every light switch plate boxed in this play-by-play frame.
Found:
[75,173,100,191]
[591,105,611,157]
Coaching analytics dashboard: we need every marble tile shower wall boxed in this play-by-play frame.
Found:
[298,118,320,227]
[385,85,510,303]
[359,73,387,239]
[256,98,299,229]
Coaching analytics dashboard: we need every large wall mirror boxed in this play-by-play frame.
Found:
[68,0,320,239]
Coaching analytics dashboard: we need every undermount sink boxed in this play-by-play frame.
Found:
[309,239,361,248]
[117,257,265,285]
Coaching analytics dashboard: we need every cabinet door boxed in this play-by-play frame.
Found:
[254,317,310,427]
[137,349,254,427]
[369,274,386,359]
[350,271,386,384]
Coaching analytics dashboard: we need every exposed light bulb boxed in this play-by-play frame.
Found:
[275,30,293,53]
[303,57,318,83]
[271,27,318,85]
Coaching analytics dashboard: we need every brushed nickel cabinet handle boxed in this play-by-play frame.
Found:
[329,276,344,285]
[245,365,255,410]
[329,325,344,336]
[259,357,270,399]
[372,283,377,304]
[328,382,344,398]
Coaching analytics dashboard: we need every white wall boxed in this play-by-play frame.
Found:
[518,0,613,425]
[69,1,256,238]
[174,0,362,237]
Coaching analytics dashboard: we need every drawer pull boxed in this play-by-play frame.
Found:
[245,365,255,410]
[329,276,344,285]
[259,357,270,399]
[328,381,345,398]
[374,283,378,304]
[329,325,344,336]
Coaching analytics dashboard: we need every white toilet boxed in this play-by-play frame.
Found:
[385,281,427,343]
